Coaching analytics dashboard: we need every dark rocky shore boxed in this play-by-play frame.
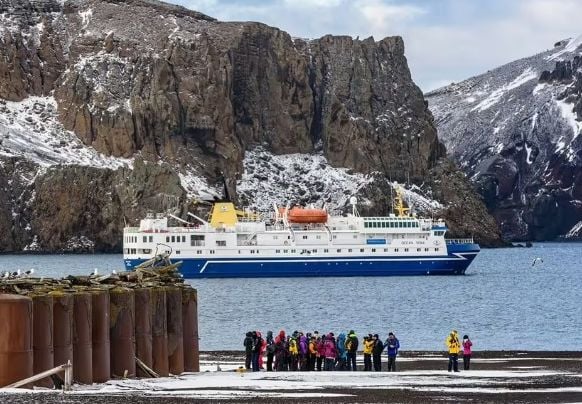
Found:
[1,351,581,403]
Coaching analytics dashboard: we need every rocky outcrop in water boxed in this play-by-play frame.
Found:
[426,37,582,241]
[0,0,502,252]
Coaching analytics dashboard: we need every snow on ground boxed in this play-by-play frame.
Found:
[547,35,582,61]
[566,220,582,238]
[0,96,131,169]
[3,368,578,399]
[397,183,443,214]
[471,68,538,112]
[237,147,374,212]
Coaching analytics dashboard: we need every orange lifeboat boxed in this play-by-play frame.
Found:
[281,207,328,224]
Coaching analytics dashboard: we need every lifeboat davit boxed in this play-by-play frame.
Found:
[281,207,328,224]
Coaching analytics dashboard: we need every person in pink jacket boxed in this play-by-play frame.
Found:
[462,335,473,370]
[323,333,337,371]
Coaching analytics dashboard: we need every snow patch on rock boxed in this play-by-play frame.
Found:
[237,147,373,212]
[0,96,132,168]
[179,169,221,201]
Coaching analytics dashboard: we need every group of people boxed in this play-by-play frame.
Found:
[243,330,400,372]
[243,329,473,372]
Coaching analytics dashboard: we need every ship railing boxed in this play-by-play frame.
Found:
[445,238,474,244]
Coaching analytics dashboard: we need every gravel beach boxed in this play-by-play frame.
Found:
[1,351,581,403]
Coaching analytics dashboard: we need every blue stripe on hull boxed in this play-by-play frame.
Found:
[124,247,479,278]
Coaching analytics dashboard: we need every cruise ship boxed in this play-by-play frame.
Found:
[123,192,480,278]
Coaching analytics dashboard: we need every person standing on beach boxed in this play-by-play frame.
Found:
[244,331,253,370]
[299,333,308,370]
[363,335,374,371]
[385,332,400,371]
[317,335,325,371]
[274,330,287,371]
[266,331,275,371]
[308,335,318,371]
[336,333,348,370]
[372,334,384,371]
[323,333,337,371]
[252,331,263,372]
[446,330,461,372]
[346,330,359,371]
[463,335,473,370]
[288,332,300,371]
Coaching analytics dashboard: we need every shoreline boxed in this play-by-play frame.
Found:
[1,350,581,403]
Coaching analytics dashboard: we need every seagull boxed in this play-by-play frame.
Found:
[112,269,117,275]
[93,268,99,276]
[532,257,543,267]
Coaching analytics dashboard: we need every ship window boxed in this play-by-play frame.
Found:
[171,236,175,243]
[395,248,399,252]
[196,250,202,254]
[417,248,421,252]
[166,236,170,242]
[404,248,409,252]
[353,235,357,239]
[273,235,278,240]
[364,222,369,228]
[302,235,308,240]
[276,249,281,253]
[312,249,317,253]
[435,248,439,251]
[337,249,342,253]
[333,235,337,239]
[143,236,147,242]
[216,240,226,247]
[182,236,186,243]
[324,249,329,253]
[316,235,322,239]
[291,249,296,253]
[384,248,388,252]
[360,248,365,252]
[175,250,180,255]
[191,235,205,246]
[425,248,429,252]
[149,236,153,242]
[372,248,376,252]
[210,250,215,254]
[284,249,288,253]
[348,249,352,252]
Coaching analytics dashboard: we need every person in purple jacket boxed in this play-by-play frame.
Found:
[323,333,337,371]
[299,333,309,370]
[385,332,400,372]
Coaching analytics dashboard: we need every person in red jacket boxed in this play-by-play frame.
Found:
[463,335,473,370]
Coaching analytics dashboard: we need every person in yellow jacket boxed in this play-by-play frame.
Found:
[363,334,374,371]
[446,330,461,372]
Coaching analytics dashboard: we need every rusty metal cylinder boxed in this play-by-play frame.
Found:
[109,287,135,378]
[50,291,74,367]
[166,286,184,375]
[135,288,153,377]
[31,293,54,387]
[0,294,33,387]
[151,286,169,377]
[182,288,199,372]
[90,288,110,383]
[73,291,92,384]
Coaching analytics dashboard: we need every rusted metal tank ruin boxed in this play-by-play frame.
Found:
[30,292,54,387]
[182,288,199,372]
[150,286,169,377]
[0,294,34,387]
[166,286,184,375]
[134,287,153,377]
[73,290,92,384]
[50,291,74,368]
[109,287,135,378]
[90,288,110,383]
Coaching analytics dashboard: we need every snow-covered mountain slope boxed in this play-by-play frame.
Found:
[426,36,582,241]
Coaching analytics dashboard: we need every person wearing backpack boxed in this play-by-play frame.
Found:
[446,330,461,372]
[372,334,384,371]
[363,334,374,371]
[308,335,318,371]
[243,331,253,370]
[266,331,275,371]
[323,333,337,371]
[385,332,400,371]
[316,335,325,371]
[288,332,300,371]
[252,331,263,372]
[346,330,359,371]
[336,333,348,370]
[299,333,308,370]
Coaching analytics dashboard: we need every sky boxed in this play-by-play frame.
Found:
[167,0,582,92]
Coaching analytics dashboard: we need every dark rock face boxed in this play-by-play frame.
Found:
[0,0,501,251]
[426,37,582,241]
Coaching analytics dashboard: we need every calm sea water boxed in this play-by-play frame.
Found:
[1,243,581,351]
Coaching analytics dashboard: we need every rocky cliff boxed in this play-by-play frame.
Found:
[0,0,502,252]
[426,37,582,241]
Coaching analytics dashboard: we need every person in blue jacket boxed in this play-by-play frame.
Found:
[336,333,348,370]
[385,332,400,371]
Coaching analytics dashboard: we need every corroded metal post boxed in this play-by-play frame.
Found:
[90,288,110,383]
[30,292,54,387]
[73,290,92,384]
[0,294,33,387]
[182,288,199,372]
[134,287,153,377]
[50,291,74,367]
[109,287,135,378]
[166,286,184,375]
[150,286,169,377]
